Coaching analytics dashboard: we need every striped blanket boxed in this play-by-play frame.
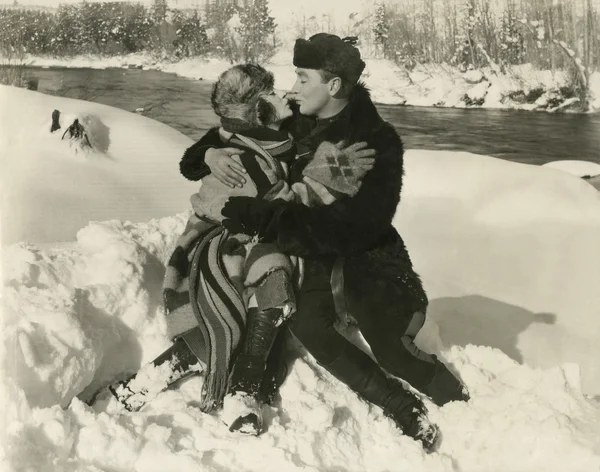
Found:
[163,126,371,412]
[163,214,246,412]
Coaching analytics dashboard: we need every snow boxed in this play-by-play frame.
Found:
[0,84,199,245]
[464,69,485,84]
[17,52,600,112]
[2,88,600,471]
[542,160,600,178]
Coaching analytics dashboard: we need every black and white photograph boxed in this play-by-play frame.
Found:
[1,0,599,470]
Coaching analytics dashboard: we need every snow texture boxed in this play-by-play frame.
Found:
[543,160,600,178]
[1,87,600,472]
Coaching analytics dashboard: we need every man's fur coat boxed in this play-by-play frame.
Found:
[180,83,428,334]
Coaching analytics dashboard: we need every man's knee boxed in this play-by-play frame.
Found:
[288,289,346,364]
[288,300,334,351]
[369,310,436,373]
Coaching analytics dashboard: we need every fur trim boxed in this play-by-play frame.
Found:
[211,64,275,125]
[293,33,366,84]
[273,80,428,310]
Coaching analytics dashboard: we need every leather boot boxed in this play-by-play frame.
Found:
[104,338,199,412]
[422,357,470,406]
[225,307,284,435]
[322,343,441,452]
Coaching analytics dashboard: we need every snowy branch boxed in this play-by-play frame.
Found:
[475,43,502,75]
[551,39,588,89]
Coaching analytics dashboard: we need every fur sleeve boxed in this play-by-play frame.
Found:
[179,127,221,181]
[273,124,404,257]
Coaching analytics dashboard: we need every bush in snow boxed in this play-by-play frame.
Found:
[0,3,212,59]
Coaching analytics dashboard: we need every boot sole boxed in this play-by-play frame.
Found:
[228,413,262,436]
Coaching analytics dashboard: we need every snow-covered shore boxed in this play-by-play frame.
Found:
[17,50,600,113]
[2,87,600,472]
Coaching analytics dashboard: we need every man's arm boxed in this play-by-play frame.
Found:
[179,127,221,181]
[223,124,404,258]
[180,127,247,187]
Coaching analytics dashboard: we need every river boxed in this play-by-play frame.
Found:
[23,66,600,167]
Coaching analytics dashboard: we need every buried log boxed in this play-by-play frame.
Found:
[50,109,61,133]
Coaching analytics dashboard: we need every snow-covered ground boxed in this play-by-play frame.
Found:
[18,50,600,113]
[2,87,600,472]
[0,85,199,246]
[542,161,600,191]
[543,160,600,178]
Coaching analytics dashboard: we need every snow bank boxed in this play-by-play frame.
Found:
[2,214,600,472]
[0,85,199,245]
[543,160,600,178]
[397,150,600,397]
[20,52,600,112]
[1,214,190,409]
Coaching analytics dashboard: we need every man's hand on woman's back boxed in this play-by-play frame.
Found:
[205,148,247,188]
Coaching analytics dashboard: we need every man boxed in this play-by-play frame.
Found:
[180,34,468,452]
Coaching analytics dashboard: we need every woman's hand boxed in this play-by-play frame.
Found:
[205,147,247,188]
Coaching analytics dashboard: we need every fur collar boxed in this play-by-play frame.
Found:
[329,81,383,136]
[282,82,385,143]
[304,82,384,146]
[346,81,381,123]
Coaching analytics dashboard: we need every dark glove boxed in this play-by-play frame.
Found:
[221,197,286,241]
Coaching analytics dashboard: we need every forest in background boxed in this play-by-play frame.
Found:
[0,0,598,108]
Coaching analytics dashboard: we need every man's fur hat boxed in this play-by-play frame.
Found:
[211,64,275,125]
[293,33,365,84]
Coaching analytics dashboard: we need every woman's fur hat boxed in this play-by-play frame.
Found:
[293,33,365,84]
[211,64,275,125]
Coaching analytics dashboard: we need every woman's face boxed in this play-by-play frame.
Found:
[262,91,293,124]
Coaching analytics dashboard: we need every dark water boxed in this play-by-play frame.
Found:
[23,66,600,166]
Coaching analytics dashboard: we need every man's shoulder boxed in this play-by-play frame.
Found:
[348,113,402,146]
[375,119,402,141]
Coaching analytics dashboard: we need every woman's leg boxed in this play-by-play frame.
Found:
[109,337,204,412]
[225,269,293,434]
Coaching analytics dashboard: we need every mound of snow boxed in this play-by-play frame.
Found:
[1,214,191,409]
[543,160,600,178]
[398,150,600,396]
[2,214,600,472]
[0,85,199,245]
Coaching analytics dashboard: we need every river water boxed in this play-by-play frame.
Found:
[24,66,600,167]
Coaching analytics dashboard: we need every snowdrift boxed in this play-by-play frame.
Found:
[397,150,600,397]
[0,85,199,245]
[1,87,600,471]
[542,160,600,178]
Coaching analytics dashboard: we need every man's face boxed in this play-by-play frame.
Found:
[290,68,332,116]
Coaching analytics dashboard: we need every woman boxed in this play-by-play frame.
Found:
[104,64,376,435]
